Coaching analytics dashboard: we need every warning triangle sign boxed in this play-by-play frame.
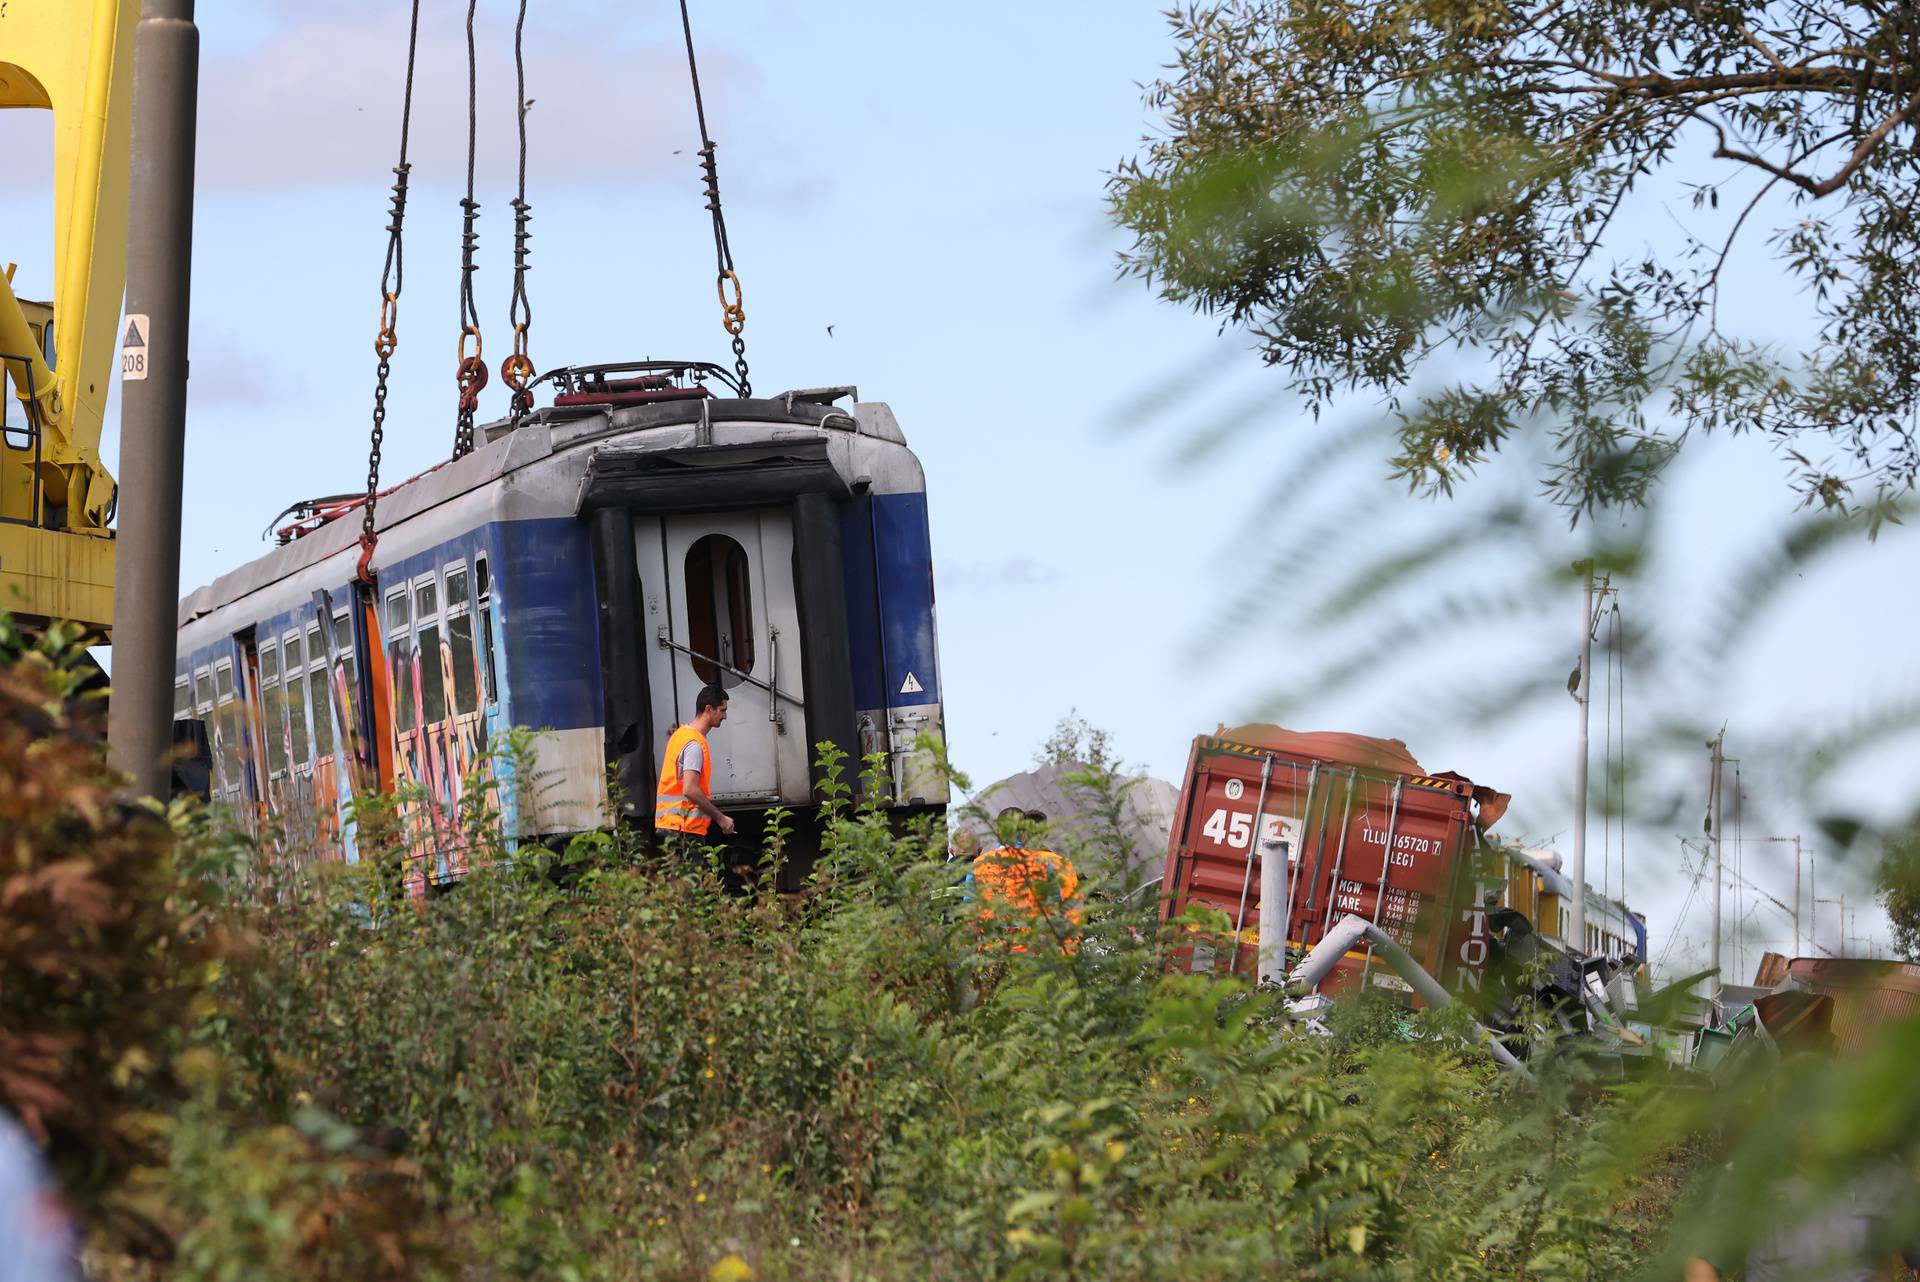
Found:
[122,318,145,347]
[899,672,923,695]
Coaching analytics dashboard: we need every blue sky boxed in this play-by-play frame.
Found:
[5,0,1912,968]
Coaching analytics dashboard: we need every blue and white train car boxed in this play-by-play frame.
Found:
[173,365,947,886]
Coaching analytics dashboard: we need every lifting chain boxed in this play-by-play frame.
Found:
[501,0,536,421]
[360,0,424,582]
[679,0,752,397]
[451,0,484,459]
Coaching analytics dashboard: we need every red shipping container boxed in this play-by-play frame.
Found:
[1159,725,1509,998]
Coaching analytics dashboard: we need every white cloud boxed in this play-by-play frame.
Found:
[195,6,763,194]
[5,4,822,211]
[942,557,1067,592]
[186,330,291,407]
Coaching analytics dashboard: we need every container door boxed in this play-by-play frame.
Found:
[641,509,810,806]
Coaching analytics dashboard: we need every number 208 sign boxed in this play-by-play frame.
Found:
[121,314,150,382]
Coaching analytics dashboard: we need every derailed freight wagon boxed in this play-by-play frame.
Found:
[1158,726,1511,997]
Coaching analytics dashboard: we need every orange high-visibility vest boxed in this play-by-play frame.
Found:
[654,724,712,834]
[971,846,1083,954]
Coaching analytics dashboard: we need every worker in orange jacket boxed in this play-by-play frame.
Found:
[654,683,734,847]
[968,807,1083,954]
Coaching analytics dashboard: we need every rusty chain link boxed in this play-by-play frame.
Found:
[457,326,489,418]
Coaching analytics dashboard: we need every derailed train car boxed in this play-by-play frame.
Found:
[1159,725,1642,998]
[174,364,946,888]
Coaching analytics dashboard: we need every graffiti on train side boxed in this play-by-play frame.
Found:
[388,620,495,892]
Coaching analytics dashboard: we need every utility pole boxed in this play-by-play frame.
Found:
[1793,836,1802,955]
[107,0,200,796]
[1571,564,1595,954]
[1707,731,1725,995]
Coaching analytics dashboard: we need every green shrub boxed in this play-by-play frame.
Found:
[19,697,1908,1280]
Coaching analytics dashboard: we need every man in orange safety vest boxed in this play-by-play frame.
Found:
[654,683,734,845]
[969,807,1083,954]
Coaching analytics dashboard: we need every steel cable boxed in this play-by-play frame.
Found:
[452,0,486,458]
[502,0,535,421]
[359,0,424,579]
[677,0,751,396]
[1658,838,1711,974]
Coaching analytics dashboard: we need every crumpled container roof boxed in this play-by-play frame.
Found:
[1213,724,1511,829]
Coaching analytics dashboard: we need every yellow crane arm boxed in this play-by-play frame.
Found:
[0,0,137,628]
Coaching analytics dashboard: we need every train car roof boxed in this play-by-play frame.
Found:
[1505,844,1638,921]
[178,394,912,629]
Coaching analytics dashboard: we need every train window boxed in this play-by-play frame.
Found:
[306,625,334,760]
[418,622,447,723]
[389,645,416,732]
[445,615,480,714]
[684,533,754,686]
[475,555,497,704]
[385,589,415,733]
[446,613,478,716]
[309,667,333,759]
[444,564,478,717]
[414,574,446,724]
[283,633,309,766]
[333,610,353,654]
[173,678,191,721]
[259,642,287,778]
[193,668,214,715]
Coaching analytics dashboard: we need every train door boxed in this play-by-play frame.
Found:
[210,650,257,826]
[641,509,810,805]
[193,663,237,807]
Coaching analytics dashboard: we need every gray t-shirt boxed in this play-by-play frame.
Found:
[676,737,705,780]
